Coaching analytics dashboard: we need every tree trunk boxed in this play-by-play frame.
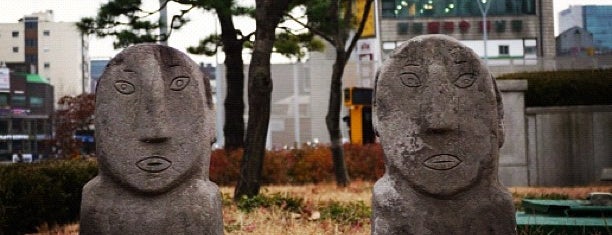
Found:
[234,0,289,199]
[217,8,245,150]
[326,50,350,187]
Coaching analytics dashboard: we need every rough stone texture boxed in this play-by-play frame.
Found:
[372,35,516,235]
[80,44,223,235]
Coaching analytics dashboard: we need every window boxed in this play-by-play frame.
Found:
[25,55,37,65]
[43,30,50,36]
[25,39,37,47]
[11,119,24,134]
[30,97,44,108]
[12,47,18,53]
[12,31,19,37]
[0,120,7,135]
[11,95,27,107]
[381,0,536,18]
[382,41,397,50]
[43,63,50,69]
[499,45,510,56]
[0,94,8,107]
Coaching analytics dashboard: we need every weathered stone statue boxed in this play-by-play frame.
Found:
[80,44,223,234]
[371,35,516,234]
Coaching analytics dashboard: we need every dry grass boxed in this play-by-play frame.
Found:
[32,182,611,235]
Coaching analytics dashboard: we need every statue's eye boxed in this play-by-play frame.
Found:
[170,76,190,91]
[400,72,421,87]
[114,81,135,94]
[454,73,476,88]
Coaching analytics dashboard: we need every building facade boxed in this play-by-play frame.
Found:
[0,64,54,162]
[0,10,89,106]
[559,5,612,53]
[377,0,555,59]
[556,26,594,56]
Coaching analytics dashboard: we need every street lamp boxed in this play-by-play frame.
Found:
[476,0,492,65]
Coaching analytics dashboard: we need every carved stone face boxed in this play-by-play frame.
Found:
[95,44,214,194]
[374,35,503,197]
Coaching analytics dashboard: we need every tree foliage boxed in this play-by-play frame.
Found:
[77,0,192,48]
[53,94,95,158]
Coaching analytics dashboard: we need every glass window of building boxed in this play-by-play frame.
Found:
[0,141,7,153]
[11,95,26,107]
[30,96,44,108]
[12,31,19,37]
[11,119,24,134]
[35,120,46,134]
[584,6,612,50]
[499,45,509,55]
[25,39,37,47]
[381,0,535,18]
[0,120,8,135]
[43,30,50,36]
[12,47,18,53]
[0,94,8,107]
[43,63,50,69]
[25,55,37,65]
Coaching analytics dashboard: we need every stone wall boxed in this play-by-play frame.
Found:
[497,80,529,186]
[526,105,612,186]
[497,80,612,187]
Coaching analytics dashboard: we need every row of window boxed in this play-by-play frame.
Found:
[0,119,49,136]
[383,41,515,56]
[382,0,536,19]
[4,30,50,38]
[0,94,45,108]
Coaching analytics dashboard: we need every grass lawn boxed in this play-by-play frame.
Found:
[33,181,611,235]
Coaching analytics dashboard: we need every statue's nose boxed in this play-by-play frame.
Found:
[135,78,170,143]
[421,66,458,133]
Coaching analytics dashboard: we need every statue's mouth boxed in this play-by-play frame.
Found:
[136,156,172,173]
[423,154,462,170]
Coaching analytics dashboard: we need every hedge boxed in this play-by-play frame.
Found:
[0,159,98,235]
[497,69,612,107]
[0,144,384,233]
[210,143,384,185]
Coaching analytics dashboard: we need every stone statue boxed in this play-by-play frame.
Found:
[80,44,223,234]
[371,35,516,234]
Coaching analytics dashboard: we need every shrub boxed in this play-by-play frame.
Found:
[344,144,385,181]
[262,149,296,184]
[497,69,612,107]
[209,149,242,185]
[210,144,386,186]
[0,160,98,234]
[290,145,334,184]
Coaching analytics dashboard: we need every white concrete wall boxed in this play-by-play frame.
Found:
[0,23,25,63]
[38,21,86,104]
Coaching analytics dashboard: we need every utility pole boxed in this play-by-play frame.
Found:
[477,0,492,65]
[159,0,168,46]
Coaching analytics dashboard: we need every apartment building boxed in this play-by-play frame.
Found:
[0,10,89,106]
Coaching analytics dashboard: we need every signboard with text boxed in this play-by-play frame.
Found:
[0,67,10,91]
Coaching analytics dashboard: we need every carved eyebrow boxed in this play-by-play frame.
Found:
[168,64,183,68]
[404,63,421,66]
[122,68,136,73]
[454,60,468,64]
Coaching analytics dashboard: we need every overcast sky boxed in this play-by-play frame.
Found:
[1,0,611,64]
